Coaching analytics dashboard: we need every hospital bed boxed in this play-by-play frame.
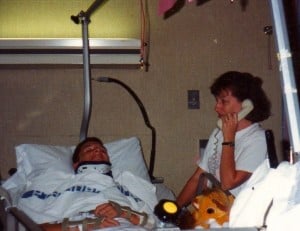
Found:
[0,136,176,231]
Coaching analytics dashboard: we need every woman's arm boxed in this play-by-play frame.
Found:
[219,143,251,190]
[176,167,204,208]
[219,113,252,190]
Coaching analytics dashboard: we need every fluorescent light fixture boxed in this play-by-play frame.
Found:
[0,38,141,65]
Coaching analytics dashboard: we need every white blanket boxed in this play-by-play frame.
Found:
[229,159,300,231]
[16,170,158,225]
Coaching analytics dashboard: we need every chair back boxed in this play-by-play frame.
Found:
[265,129,279,168]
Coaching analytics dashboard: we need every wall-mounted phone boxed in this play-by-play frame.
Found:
[217,99,254,129]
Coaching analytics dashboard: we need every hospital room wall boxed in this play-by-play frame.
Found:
[0,0,282,195]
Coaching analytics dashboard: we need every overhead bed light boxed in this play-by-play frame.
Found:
[0,38,141,65]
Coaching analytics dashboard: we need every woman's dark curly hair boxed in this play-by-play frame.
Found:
[210,71,271,122]
[72,137,104,163]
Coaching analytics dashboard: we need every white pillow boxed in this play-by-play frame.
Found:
[15,137,150,182]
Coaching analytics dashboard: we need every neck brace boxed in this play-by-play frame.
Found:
[75,161,112,177]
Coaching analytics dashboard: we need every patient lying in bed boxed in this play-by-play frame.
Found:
[5,137,158,231]
[38,137,154,230]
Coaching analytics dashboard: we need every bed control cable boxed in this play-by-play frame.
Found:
[93,77,164,184]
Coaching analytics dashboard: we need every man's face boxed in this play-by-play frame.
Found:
[78,141,110,163]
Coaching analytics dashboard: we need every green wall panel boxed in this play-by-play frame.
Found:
[0,0,140,38]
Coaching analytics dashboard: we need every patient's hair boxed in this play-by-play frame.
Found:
[210,71,271,122]
[72,137,104,163]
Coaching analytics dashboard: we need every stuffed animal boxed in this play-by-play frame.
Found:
[191,187,234,229]
[177,172,235,230]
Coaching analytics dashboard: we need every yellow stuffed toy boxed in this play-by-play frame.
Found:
[177,173,235,230]
[191,187,234,229]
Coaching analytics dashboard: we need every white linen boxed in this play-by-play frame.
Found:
[17,169,157,224]
[115,171,158,210]
[229,159,300,231]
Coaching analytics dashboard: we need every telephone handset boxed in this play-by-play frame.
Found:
[217,99,254,129]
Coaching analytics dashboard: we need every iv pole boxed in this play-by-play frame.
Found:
[71,0,108,142]
[269,0,300,161]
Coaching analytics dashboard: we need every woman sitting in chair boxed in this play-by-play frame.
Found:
[177,71,272,208]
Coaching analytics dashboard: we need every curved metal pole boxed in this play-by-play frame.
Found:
[80,14,92,142]
[93,77,163,183]
[71,0,108,142]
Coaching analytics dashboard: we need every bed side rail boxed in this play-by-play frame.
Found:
[0,186,42,231]
[8,207,43,231]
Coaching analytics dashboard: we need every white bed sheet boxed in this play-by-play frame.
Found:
[3,171,171,230]
[15,171,155,224]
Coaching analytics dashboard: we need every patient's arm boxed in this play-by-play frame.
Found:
[40,217,119,231]
[40,202,140,231]
[94,202,140,225]
[40,223,75,231]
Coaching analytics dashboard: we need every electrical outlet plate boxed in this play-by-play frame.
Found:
[188,90,200,109]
